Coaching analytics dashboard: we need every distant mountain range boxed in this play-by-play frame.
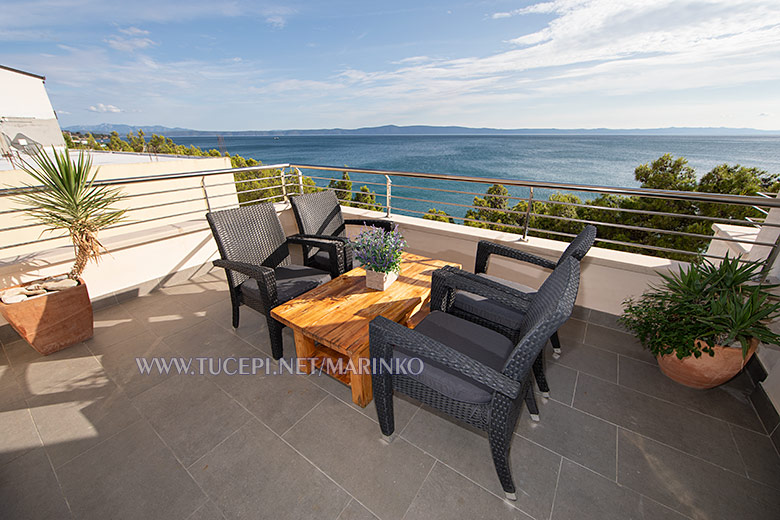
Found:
[63,123,780,137]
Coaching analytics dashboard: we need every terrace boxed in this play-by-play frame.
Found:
[2,161,780,519]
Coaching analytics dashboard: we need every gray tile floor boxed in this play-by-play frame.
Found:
[2,270,780,520]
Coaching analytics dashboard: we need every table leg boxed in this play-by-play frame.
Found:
[349,352,373,408]
[293,330,317,374]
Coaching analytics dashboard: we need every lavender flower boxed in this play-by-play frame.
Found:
[351,225,407,274]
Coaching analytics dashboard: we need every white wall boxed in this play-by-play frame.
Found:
[0,68,56,119]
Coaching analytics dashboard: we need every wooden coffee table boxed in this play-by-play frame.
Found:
[271,252,460,407]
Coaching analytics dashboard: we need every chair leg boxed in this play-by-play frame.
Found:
[533,353,550,398]
[488,418,516,499]
[525,387,540,422]
[231,303,240,329]
[372,374,395,441]
[551,331,562,359]
[266,318,284,360]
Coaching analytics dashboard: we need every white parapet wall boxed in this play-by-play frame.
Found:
[0,154,235,324]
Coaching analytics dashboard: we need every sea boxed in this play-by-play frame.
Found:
[170,135,780,219]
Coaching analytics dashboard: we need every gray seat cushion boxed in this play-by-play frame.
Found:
[451,273,534,330]
[394,311,515,404]
[240,264,331,304]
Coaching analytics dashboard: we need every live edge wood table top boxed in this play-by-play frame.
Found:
[271,252,460,407]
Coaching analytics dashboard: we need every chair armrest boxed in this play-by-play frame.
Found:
[344,218,395,231]
[287,234,346,277]
[431,265,533,318]
[369,316,523,399]
[212,259,278,307]
[475,240,557,274]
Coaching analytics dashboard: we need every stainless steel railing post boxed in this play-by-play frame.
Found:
[200,176,211,211]
[385,175,392,218]
[523,187,534,240]
[296,168,304,194]
[280,168,288,202]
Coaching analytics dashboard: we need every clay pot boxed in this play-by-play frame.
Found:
[656,338,758,389]
[0,277,93,355]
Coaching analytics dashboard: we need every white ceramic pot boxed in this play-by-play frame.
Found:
[365,269,398,291]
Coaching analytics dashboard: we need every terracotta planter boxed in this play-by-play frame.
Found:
[365,269,398,291]
[656,338,758,389]
[0,277,93,355]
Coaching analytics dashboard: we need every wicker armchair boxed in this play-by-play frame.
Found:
[207,203,348,359]
[369,257,580,500]
[457,224,595,352]
[290,190,394,273]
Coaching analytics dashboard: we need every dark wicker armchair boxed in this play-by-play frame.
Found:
[207,203,348,359]
[290,190,394,273]
[446,225,595,410]
[369,257,580,500]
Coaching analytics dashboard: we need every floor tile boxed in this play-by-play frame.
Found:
[161,319,258,360]
[516,397,617,480]
[552,459,686,520]
[8,341,104,398]
[537,359,578,405]
[211,355,328,434]
[191,419,350,520]
[548,340,617,383]
[27,374,141,468]
[187,500,225,520]
[85,304,149,352]
[120,293,208,338]
[0,407,42,466]
[202,300,270,340]
[161,280,229,312]
[574,373,745,473]
[338,499,379,520]
[618,356,764,432]
[0,448,72,519]
[93,330,178,398]
[132,375,251,466]
[57,420,205,520]
[618,428,780,520]
[308,370,421,432]
[402,462,532,520]
[557,318,586,344]
[730,424,780,489]
[583,324,656,364]
[402,404,560,520]
[283,396,435,520]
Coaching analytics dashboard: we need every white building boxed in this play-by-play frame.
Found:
[0,64,65,157]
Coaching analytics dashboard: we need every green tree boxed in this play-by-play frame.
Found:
[62,132,75,149]
[351,185,383,211]
[328,171,353,202]
[423,208,454,223]
[127,130,145,152]
[464,184,521,232]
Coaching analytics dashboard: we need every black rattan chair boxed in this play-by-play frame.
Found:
[207,203,348,359]
[369,257,580,500]
[290,190,394,273]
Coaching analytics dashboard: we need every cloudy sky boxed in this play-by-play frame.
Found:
[2,0,780,130]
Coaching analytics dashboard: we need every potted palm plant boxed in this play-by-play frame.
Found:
[0,148,126,355]
[620,255,780,389]
[351,225,407,290]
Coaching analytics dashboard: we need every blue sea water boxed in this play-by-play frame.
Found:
[171,135,780,219]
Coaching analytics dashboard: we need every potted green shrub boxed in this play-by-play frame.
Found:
[0,148,126,355]
[620,255,780,389]
[351,225,407,290]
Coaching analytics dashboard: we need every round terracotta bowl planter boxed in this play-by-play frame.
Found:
[0,277,94,356]
[656,337,758,389]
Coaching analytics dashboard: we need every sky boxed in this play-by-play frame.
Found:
[2,0,780,131]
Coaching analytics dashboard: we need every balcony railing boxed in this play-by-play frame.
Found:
[2,162,780,272]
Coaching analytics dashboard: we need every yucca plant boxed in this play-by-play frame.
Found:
[620,255,780,359]
[14,147,126,279]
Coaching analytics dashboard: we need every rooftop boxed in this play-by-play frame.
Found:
[2,269,779,520]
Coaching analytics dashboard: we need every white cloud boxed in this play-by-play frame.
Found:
[118,26,149,36]
[88,103,122,113]
[106,35,155,52]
